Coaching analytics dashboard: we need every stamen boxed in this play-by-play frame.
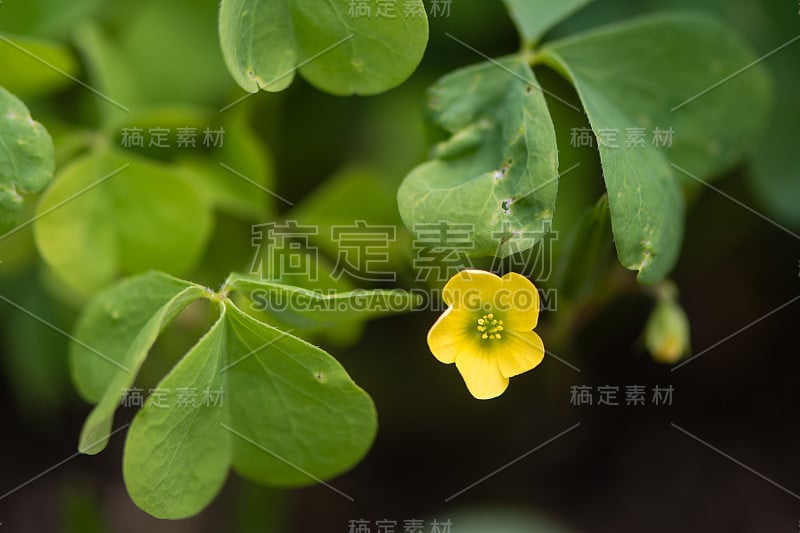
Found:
[477,313,503,341]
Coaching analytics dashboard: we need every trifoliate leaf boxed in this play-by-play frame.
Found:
[218,0,429,95]
[71,271,410,518]
[539,13,770,282]
[397,57,559,259]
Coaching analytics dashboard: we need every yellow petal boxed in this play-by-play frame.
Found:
[497,272,540,331]
[455,347,509,399]
[496,330,545,378]
[442,269,501,309]
[427,306,475,364]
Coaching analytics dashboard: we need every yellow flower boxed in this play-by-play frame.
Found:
[427,269,545,399]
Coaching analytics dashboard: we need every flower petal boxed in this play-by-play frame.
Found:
[442,269,502,309]
[455,347,509,399]
[427,306,475,364]
[498,272,540,331]
[497,330,545,378]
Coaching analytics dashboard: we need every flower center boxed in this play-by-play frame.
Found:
[477,313,504,340]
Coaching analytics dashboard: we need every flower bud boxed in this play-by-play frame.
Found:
[645,300,690,364]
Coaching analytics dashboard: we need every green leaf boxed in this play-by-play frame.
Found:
[0,86,54,228]
[123,309,230,519]
[0,3,38,35]
[105,105,276,220]
[78,276,382,518]
[73,22,138,124]
[70,271,205,402]
[0,34,79,97]
[750,111,800,229]
[554,195,613,301]
[538,13,770,282]
[33,0,105,38]
[0,0,104,39]
[218,0,429,96]
[243,243,367,346]
[223,301,376,486]
[177,113,276,220]
[74,269,416,517]
[104,106,212,157]
[745,6,800,229]
[502,0,592,45]
[123,299,378,517]
[72,272,206,454]
[288,166,410,272]
[33,150,213,295]
[75,0,230,123]
[116,0,229,107]
[228,272,421,330]
[397,57,559,259]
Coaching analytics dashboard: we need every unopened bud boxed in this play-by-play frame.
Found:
[645,301,690,364]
